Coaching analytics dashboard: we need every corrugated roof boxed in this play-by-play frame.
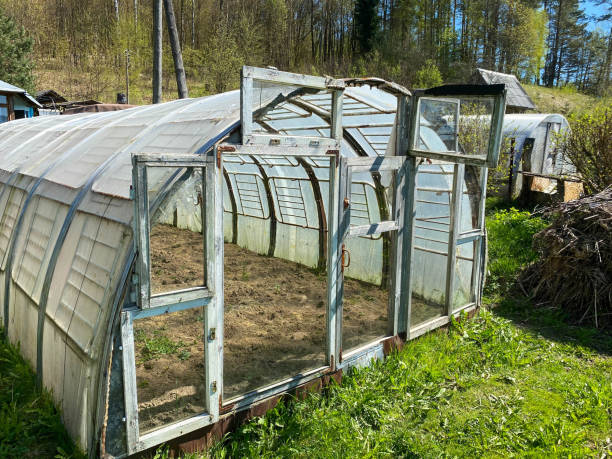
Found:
[0,79,43,108]
[474,69,536,110]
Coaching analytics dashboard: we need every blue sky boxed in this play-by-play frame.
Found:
[582,0,611,31]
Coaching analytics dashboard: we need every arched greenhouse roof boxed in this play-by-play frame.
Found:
[0,84,417,454]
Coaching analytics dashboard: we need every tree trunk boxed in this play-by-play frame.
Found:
[153,0,163,103]
[114,0,119,21]
[191,0,195,48]
[164,0,189,98]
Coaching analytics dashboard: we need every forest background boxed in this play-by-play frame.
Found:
[0,0,611,105]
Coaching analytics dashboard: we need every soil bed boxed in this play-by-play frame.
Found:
[135,224,436,433]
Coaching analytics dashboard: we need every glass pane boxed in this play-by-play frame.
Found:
[0,106,7,123]
[251,80,333,141]
[342,170,393,352]
[148,166,205,295]
[134,307,205,434]
[223,155,327,401]
[459,165,483,233]
[458,98,494,157]
[453,240,476,311]
[0,95,7,104]
[410,163,453,327]
[342,235,390,351]
[415,97,494,159]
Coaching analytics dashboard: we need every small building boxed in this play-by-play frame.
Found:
[35,89,68,108]
[0,80,41,122]
[471,68,536,113]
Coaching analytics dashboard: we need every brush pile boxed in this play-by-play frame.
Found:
[521,186,612,329]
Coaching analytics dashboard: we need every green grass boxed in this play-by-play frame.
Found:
[187,202,609,458]
[1,204,610,458]
[135,329,187,362]
[524,83,611,119]
[0,330,84,459]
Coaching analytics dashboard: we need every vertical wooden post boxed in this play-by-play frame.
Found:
[164,0,189,99]
[152,0,163,104]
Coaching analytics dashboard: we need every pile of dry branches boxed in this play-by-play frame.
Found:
[521,186,612,329]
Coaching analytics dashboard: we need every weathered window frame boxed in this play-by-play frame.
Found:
[336,154,408,362]
[403,85,504,338]
[131,153,213,310]
[123,151,223,454]
[408,84,506,168]
[241,66,344,150]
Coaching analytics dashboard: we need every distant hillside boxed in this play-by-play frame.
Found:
[524,84,609,119]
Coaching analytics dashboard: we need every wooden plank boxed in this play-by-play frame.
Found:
[244,133,339,150]
[148,287,211,309]
[240,72,253,141]
[409,148,489,166]
[243,66,329,89]
[331,90,343,142]
[348,220,399,237]
[335,157,350,361]
[222,365,329,410]
[205,149,222,421]
[390,95,409,336]
[445,163,464,315]
[326,154,339,369]
[130,296,212,320]
[132,162,151,309]
[134,152,209,165]
[120,311,139,454]
[402,94,420,338]
[487,89,507,168]
[345,155,405,171]
[135,413,213,452]
[219,143,334,157]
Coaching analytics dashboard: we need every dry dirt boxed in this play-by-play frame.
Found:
[135,224,441,433]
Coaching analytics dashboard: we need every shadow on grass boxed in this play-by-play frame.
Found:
[491,291,612,357]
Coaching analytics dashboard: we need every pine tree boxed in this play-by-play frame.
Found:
[0,8,34,92]
[354,0,379,54]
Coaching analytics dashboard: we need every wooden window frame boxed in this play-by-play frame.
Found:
[0,93,14,121]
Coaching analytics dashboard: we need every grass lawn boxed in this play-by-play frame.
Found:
[0,205,610,458]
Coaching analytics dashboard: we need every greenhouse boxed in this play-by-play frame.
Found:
[502,113,573,197]
[0,67,505,457]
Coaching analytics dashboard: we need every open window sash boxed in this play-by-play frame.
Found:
[408,84,506,168]
[240,66,344,150]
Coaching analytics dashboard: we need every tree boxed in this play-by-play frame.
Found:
[354,0,379,54]
[559,105,612,194]
[0,8,34,92]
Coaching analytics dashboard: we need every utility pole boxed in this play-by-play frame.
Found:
[164,0,189,98]
[125,49,130,104]
[153,0,163,103]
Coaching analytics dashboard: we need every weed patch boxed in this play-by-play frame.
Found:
[0,330,84,458]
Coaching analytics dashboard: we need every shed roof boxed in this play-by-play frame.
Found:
[0,79,42,108]
[472,69,536,110]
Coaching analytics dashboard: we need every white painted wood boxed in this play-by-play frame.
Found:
[243,66,329,89]
[348,220,399,237]
[120,310,139,454]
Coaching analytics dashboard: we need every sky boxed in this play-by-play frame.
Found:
[582,0,611,31]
